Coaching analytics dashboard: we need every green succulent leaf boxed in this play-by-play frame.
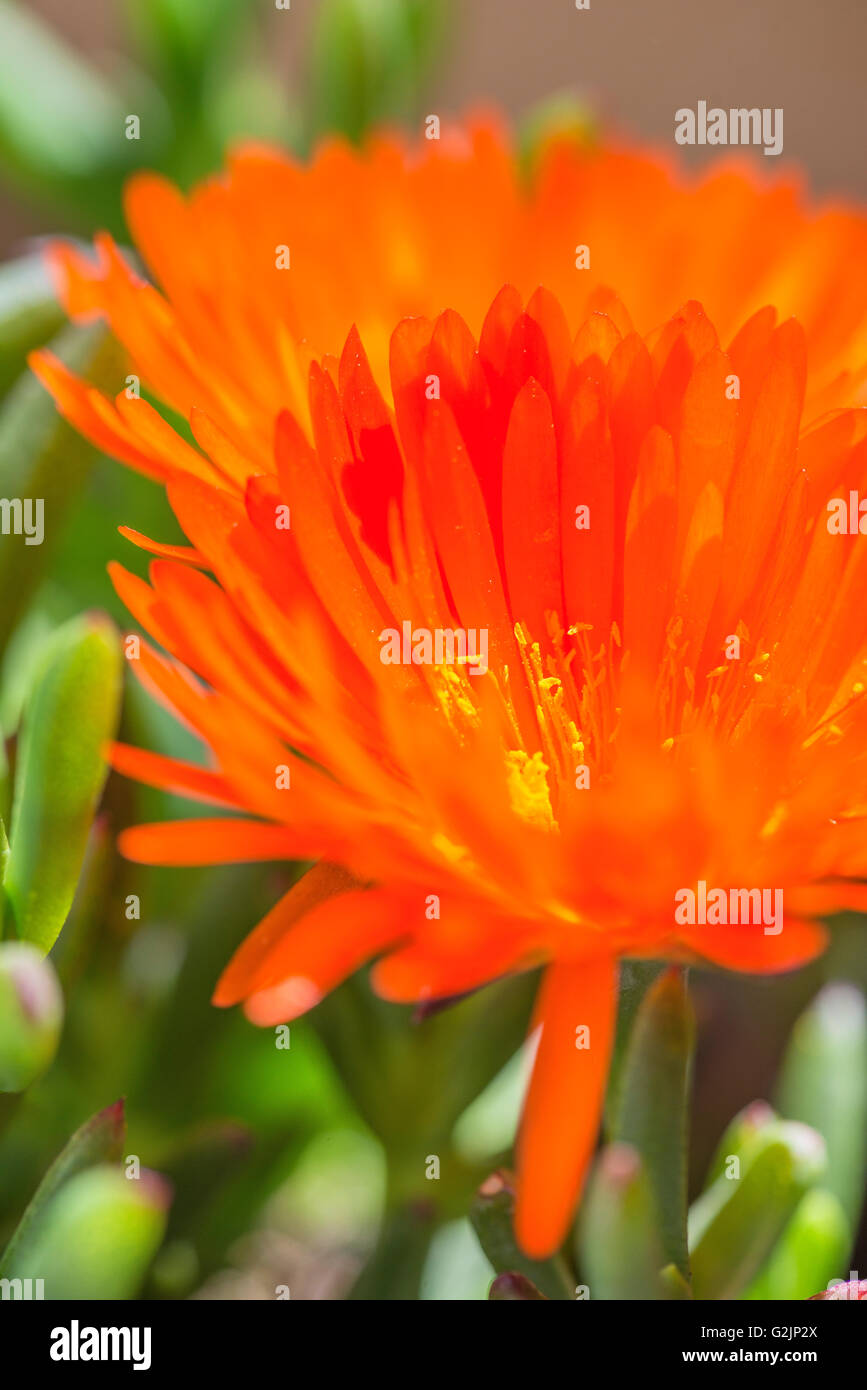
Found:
[742,1186,852,1301]
[469,1170,573,1301]
[4,613,122,952]
[776,981,867,1233]
[579,1144,667,1300]
[610,965,694,1278]
[688,1120,826,1300]
[0,255,65,400]
[0,1098,124,1275]
[0,321,122,659]
[2,1162,169,1299]
[705,1098,778,1186]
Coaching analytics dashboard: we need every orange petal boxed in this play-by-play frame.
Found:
[118,819,299,865]
[683,918,827,974]
[514,955,618,1258]
[214,861,360,1006]
[216,884,409,1020]
[109,742,240,808]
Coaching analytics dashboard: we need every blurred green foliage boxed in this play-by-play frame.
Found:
[0,0,862,1305]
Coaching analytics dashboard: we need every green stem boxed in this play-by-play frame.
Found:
[348,1189,439,1300]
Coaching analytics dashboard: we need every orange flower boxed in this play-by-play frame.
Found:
[32,121,867,1258]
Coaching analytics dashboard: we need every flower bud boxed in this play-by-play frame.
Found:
[0,941,63,1091]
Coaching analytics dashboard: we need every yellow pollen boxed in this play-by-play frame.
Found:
[504,749,556,830]
[431,831,472,866]
[431,665,480,729]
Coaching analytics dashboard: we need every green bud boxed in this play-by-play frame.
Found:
[579,1144,666,1300]
[0,940,62,1091]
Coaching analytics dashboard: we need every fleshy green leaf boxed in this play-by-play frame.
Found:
[4,613,122,952]
[0,321,122,658]
[659,1263,693,1299]
[776,981,867,1232]
[0,810,8,929]
[469,1170,573,1301]
[579,1144,666,1300]
[610,965,694,1277]
[742,1187,852,1301]
[705,1098,778,1186]
[0,941,62,1092]
[688,1120,826,1300]
[604,959,662,1132]
[2,1163,170,1299]
[0,255,64,399]
[0,1099,124,1275]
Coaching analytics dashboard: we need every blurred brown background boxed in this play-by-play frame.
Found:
[3,0,865,258]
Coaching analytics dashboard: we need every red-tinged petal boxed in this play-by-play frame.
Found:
[418,399,518,672]
[478,284,523,378]
[560,376,615,635]
[526,287,572,401]
[623,425,677,677]
[338,325,404,565]
[571,310,622,373]
[606,332,655,621]
[675,346,737,558]
[275,404,403,669]
[389,314,435,465]
[514,955,618,1258]
[584,287,635,339]
[502,378,562,640]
